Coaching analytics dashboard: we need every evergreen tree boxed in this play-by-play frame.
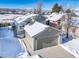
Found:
[52,3,62,13]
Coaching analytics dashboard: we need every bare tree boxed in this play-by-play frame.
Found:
[65,9,77,38]
[66,9,72,38]
[36,0,43,14]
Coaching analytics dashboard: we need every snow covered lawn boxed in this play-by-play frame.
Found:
[0,27,25,58]
[63,39,79,57]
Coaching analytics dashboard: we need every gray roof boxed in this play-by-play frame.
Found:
[33,27,60,39]
[35,14,46,22]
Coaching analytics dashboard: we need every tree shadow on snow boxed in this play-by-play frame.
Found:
[62,34,75,44]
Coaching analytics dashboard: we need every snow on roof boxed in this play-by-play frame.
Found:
[24,21,48,37]
[46,13,65,22]
[43,15,49,18]
[15,14,37,23]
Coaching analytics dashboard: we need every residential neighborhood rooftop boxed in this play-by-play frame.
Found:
[15,14,37,23]
[24,21,48,37]
[46,13,65,22]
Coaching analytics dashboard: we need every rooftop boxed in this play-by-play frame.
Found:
[15,14,37,23]
[46,13,65,22]
[24,21,48,37]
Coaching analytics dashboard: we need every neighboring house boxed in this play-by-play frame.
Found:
[46,13,66,29]
[13,14,37,26]
[23,21,60,51]
[12,14,37,38]
[12,13,46,38]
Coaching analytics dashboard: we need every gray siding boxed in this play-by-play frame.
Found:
[24,27,60,51]
[36,35,59,50]
[33,27,60,50]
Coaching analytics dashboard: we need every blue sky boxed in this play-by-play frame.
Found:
[0,0,79,10]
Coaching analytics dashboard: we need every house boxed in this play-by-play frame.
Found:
[12,14,37,38]
[46,13,65,29]
[13,14,37,26]
[12,13,47,38]
[23,21,60,51]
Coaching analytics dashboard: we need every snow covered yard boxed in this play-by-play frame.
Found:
[62,34,79,57]
[61,16,79,57]
[0,27,26,58]
[61,33,74,43]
